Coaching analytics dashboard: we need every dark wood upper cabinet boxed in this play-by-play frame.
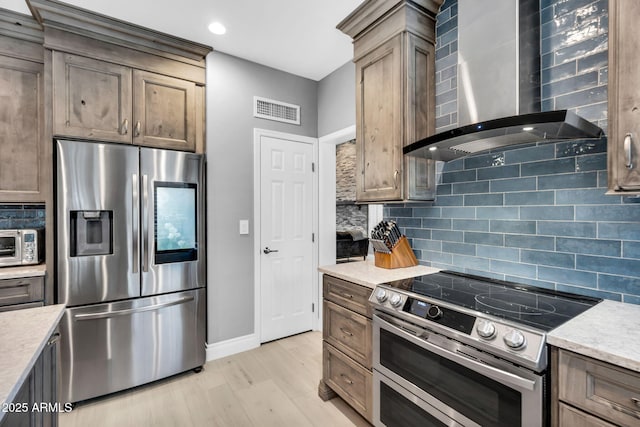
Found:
[608,0,640,194]
[339,0,442,202]
[30,0,211,153]
[53,52,132,144]
[132,70,197,151]
[0,11,46,203]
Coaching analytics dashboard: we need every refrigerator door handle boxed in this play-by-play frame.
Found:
[73,296,195,321]
[142,174,150,273]
[132,174,139,274]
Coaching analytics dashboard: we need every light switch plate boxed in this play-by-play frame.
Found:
[239,219,249,235]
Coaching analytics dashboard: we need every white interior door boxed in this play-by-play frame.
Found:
[259,134,314,342]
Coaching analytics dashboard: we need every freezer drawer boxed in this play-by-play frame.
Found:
[59,288,205,403]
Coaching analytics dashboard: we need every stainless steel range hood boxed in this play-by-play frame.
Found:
[404,0,604,162]
[404,110,604,161]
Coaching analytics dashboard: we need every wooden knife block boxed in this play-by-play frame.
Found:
[374,236,419,269]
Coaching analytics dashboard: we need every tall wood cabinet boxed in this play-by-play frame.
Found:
[0,11,46,203]
[608,0,640,194]
[338,0,443,202]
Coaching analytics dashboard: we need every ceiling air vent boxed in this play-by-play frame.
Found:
[254,96,300,125]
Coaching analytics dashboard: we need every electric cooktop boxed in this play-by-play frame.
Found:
[384,270,602,332]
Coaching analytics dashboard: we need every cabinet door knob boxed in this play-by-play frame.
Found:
[624,133,633,169]
[120,119,129,135]
[394,169,399,189]
[47,332,61,346]
[134,121,141,137]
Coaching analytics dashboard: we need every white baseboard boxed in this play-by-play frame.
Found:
[206,333,260,361]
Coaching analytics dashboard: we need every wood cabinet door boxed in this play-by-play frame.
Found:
[355,34,403,202]
[405,33,437,200]
[132,70,196,152]
[52,52,132,143]
[0,55,45,202]
[608,0,640,193]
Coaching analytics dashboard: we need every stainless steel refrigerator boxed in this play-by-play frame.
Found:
[55,139,206,403]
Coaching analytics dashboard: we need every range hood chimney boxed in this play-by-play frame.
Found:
[404,0,604,161]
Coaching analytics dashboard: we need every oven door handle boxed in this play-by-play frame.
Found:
[374,313,538,392]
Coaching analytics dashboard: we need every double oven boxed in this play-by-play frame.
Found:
[369,271,600,427]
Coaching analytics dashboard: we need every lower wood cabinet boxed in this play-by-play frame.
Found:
[318,275,373,423]
[1,330,59,427]
[559,403,618,427]
[0,276,45,311]
[553,347,640,427]
[323,343,373,420]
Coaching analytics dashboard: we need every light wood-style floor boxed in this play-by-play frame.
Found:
[60,331,369,427]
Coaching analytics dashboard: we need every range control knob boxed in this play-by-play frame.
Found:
[427,305,443,320]
[389,294,403,308]
[476,320,496,339]
[374,288,388,303]
[503,329,526,350]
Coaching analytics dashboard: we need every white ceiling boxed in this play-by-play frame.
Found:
[4,0,364,81]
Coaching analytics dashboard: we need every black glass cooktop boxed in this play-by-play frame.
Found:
[385,271,601,332]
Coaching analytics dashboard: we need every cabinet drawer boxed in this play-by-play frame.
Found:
[323,275,372,318]
[559,349,640,426]
[323,343,372,422]
[0,301,44,313]
[324,300,372,369]
[0,276,44,307]
[559,403,617,427]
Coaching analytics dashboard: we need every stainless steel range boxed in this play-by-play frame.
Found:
[369,271,601,427]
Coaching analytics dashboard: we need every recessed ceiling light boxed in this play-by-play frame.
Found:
[208,22,226,35]
[523,126,534,131]
[429,146,438,151]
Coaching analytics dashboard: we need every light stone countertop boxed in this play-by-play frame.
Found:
[0,304,65,421]
[0,264,46,280]
[548,300,640,373]
[318,259,439,289]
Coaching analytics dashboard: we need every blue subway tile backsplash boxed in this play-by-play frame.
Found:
[383,0,638,304]
[385,137,640,303]
[0,205,45,229]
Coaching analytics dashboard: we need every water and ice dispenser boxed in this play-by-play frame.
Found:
[70,210,113,256]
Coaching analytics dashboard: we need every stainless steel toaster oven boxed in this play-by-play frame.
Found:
[0,229,44,267]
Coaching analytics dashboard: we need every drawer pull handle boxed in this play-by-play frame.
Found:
[340,328,353,337]
[340,374,353,385]
[632,397,640,408]
[5,282,30,289]
[47,332,61,346]
[341,293,354,299]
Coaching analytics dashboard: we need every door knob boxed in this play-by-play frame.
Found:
[263,247,279,254]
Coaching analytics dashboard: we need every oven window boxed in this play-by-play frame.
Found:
[380,382,448,427]
[0,237,16,258]
[380,328,521,427]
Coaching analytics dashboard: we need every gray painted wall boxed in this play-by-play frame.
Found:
[205,51,318,344]
[317,61,355,137]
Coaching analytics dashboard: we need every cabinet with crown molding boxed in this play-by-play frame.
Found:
[338,0,443,202]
